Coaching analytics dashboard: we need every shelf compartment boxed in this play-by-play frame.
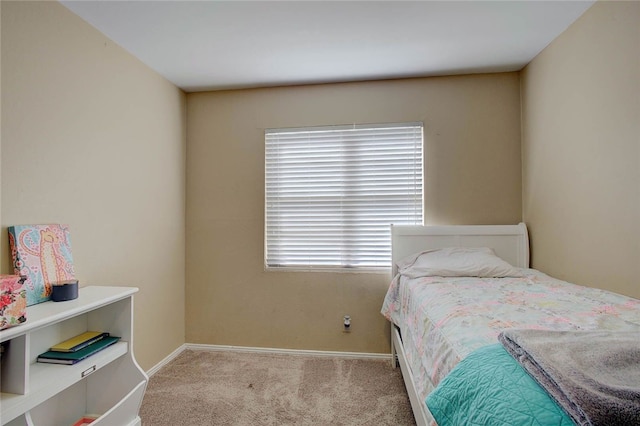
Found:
[2,413,33,426]
[91,381,146,426]
[1,342,128,425]
[0,335,28,395]
[26,358,145,426]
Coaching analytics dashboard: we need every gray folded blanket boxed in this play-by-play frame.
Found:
[498,329,640,426]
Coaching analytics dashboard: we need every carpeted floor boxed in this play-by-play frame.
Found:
[140,349,416,425]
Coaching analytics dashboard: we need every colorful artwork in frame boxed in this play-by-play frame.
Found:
[8,224,76,306]
[0,275,27,330]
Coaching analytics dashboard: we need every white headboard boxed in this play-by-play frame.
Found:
[391,223,529,276]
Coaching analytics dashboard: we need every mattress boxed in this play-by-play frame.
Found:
[381,268,640,403]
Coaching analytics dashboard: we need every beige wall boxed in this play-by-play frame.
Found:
[1,1,187,370]
[6,0,634,361]
[186,74,522,353]
[522,1,640,299]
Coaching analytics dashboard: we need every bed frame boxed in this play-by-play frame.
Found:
[389,222,530,426]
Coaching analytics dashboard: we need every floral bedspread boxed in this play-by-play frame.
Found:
[381,269,640,402]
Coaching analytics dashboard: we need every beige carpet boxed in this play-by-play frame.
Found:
[140,349,416,425]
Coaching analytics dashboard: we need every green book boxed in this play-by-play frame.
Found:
[37,336,121,365]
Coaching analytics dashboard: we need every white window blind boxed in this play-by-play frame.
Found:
[265,122,423,271]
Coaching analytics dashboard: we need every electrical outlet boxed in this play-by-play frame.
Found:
[343,315,351,333]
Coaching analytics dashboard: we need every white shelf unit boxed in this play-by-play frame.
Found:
[0,286,148,426]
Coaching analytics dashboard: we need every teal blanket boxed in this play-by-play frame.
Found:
[426,344,574,426]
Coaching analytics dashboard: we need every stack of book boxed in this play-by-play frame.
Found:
[37,331,120,365]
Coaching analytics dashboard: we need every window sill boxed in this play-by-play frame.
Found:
[264,266,390,274]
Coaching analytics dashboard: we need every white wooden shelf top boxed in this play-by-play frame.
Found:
[0,286,138,342]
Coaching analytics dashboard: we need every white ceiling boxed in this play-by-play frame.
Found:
[60,1,595,93]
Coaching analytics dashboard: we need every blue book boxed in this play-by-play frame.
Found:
[37,336,121,365]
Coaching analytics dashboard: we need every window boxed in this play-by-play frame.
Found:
[265,122,423,271]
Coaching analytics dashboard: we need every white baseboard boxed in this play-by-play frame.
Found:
[147,343,392,376]
[185,343,392,361]
[146,344,187,377]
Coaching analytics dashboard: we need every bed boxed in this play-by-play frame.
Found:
[381,223,640,426]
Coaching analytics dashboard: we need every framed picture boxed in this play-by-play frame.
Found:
[8,224,75,306]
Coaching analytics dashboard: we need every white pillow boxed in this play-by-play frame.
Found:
[397,247,524,278]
